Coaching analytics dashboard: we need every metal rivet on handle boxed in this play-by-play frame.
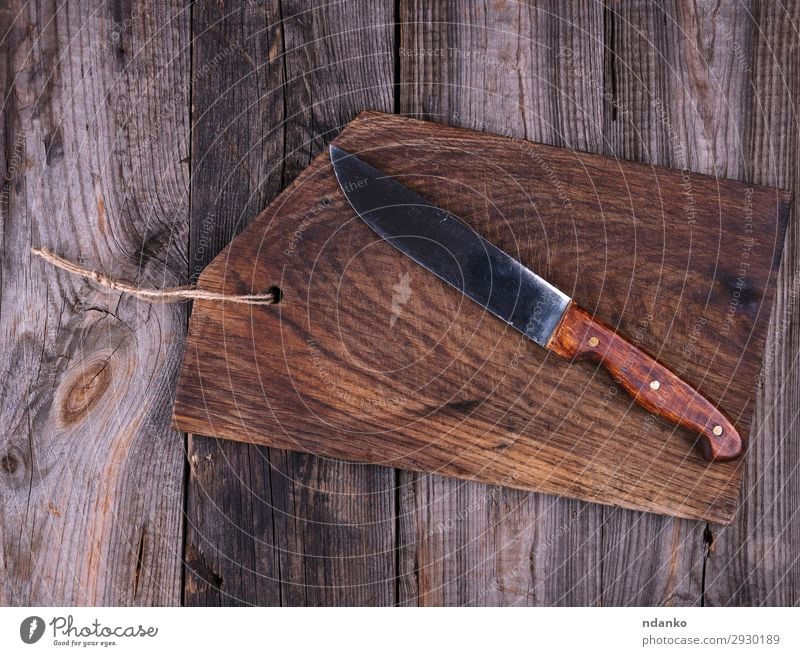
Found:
[712,425,723,436]
[649,380,660,390]
[588,336,599,347]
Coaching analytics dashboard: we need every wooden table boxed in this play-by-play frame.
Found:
[0,0,797,606]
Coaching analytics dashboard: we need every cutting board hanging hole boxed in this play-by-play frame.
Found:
[263,286,283,303]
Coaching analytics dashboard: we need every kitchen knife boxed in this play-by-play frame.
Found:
[329,145,744,462]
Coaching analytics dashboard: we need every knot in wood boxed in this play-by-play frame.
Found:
[1,454,18,474]
[59,354,114,426]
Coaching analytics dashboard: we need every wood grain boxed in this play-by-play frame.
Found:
[704,0,800,606]
[183,0,285,608]
[395,0,615,606]
[2,0,797,608]
[174,109,789,526]
[394,0,609,608]
[0,0,188,605]
[596,0,759,607]
[183,0,397,605]
[547,302,744,461]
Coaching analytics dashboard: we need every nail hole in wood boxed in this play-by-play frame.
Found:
[266,286,282,304]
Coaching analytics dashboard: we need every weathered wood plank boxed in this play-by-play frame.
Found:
[704,0,800,606]
[183,0,286,607]
[183,0,397,605]
[596,0,721,607]
[601,0,798,606]
[270,0,397,605]
[396,0,606,606]
[0,0,189,605]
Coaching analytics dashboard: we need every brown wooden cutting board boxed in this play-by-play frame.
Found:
[172,111,790,524]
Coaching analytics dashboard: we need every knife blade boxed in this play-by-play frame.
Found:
[329,145,743,462]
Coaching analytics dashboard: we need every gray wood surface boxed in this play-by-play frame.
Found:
[183,0,397,606]
[0,0,797,606]
[396,0,608,606]
[0,0,189,605]
[704,0,800,606]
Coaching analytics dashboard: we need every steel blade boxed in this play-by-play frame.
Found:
[330,146,570,347]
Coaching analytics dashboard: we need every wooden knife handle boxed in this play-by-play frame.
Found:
[546,303,744,462]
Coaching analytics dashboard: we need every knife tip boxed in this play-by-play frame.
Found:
[329,144,349,160]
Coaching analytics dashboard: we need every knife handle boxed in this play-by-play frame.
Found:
[546,303,744,462]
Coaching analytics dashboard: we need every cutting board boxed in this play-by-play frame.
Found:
[173,111,790,523]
